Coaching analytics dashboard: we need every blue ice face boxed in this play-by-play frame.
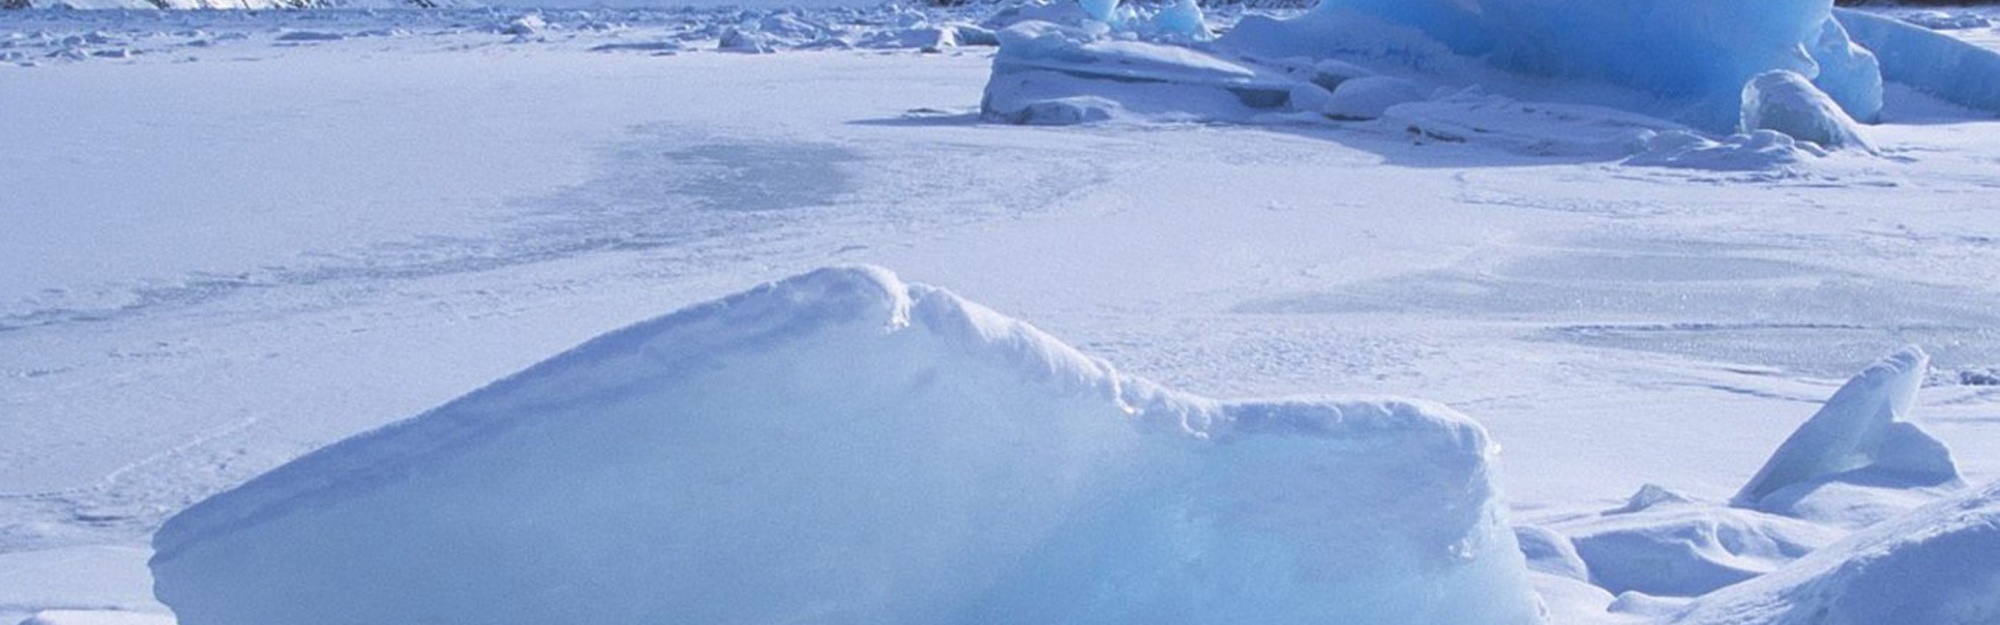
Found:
[1312,0,1881,129]
[1481,0,1826,97]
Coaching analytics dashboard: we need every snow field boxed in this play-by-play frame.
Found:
[5,3,2000,624]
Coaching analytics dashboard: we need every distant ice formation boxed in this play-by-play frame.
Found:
[150,266,1543,625]
[981,0,2000,165]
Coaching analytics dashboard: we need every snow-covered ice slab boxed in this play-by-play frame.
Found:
[1676,479,2000,625]
[149,266,1542,625]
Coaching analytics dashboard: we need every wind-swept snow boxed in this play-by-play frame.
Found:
[150,267,1542,625]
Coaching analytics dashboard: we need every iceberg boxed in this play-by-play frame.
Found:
[150,267,1544,625]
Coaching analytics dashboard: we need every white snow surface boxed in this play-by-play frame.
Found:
[149,266,1542,625]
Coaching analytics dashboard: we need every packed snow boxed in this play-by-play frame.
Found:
[149,267,1542,625]
[6,1,2000,624]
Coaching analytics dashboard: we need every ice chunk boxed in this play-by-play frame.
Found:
[1282,82,1330,115]
[1142,0,1210,41]
[717,27,776,53]
[500,14,546,37]
[1677,480,2000,625]
[1806,17,1884,124]
[1740,70,1875,152]
[1835,8,2000,114]
[1079,0,1119,25]
[1613,483,1697,514]
[151,267,1544,625]
[1734,346,1959,507]
[952,24,1000,47]
[1515,525,1589,582]
[1309,58,1375,90]
[982,0,1097,31]
[870,26,957,53]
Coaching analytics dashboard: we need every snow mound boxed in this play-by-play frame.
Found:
[1515,524,1590,582]
[1676,480,2000,625]
[1835,8,2000,115]
[1624,130,1825,174]
[1555,486,1841,597]
[1324,76,1432,120]
[150,267,1543,625]
[1741,71,1875,152]
[1733,346,1961,525]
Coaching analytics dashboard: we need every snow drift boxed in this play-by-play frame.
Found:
[1676,479,2000,625]
[149,266,1543,625]
[1555,485,1840,597]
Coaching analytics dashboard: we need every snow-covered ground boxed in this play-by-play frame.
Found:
[3,3,2000,624]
